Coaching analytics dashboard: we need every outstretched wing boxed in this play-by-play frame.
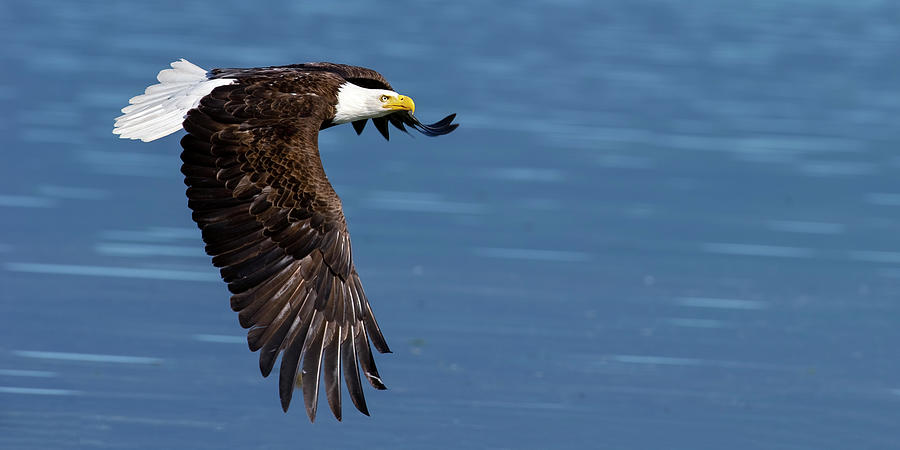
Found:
[180,75,391,422]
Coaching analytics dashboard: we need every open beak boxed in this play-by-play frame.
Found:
[383,95,415,113]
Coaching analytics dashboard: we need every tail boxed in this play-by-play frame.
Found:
[113,59,235,142]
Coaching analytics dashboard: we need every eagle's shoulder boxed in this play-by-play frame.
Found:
[210,63,393,91]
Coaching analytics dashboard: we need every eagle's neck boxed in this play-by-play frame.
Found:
[333,83,396,124]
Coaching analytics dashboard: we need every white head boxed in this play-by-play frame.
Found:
[332,82,416,124]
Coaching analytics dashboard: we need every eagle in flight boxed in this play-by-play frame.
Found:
[113,59,458,421]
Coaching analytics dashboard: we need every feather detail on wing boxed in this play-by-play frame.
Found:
[180,76,390,422]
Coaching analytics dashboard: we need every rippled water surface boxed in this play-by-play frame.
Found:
[2,1,899,449]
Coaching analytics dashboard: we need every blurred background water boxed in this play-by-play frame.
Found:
[1,0,899,449]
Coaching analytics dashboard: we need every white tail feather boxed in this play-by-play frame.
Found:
[113,59,235,142]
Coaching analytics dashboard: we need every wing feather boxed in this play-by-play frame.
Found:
[342,323,369,415]
[299,313,327,421]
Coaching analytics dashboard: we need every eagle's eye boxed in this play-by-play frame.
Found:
[380,95,390,102]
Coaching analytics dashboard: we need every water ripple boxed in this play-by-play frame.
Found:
[0,386,80,396]
[14,350,162,365]
[480,167,564,182]
[474,247,591,262]
[5,262,218,282]
[798,161,877,177]
[0,369,57,378]
[36,185,110,200]
[701,242,815,258]
[664,318,729,328]
[674,297,768,310]
[366,191,486,214]
[78,150,173,177]
[765,220,845,235]
[0,195,55,208]
[95,243,206,258]
[192,334,245,344]
[865,192,900,206]
[608,354,780,370]
[99,227,200,242]
[849,251,900,264]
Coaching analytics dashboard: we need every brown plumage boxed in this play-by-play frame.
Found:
[117,60,457,422]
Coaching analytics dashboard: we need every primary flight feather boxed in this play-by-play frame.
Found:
[113,59,458,422]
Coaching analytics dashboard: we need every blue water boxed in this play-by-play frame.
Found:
[2,1,899,449]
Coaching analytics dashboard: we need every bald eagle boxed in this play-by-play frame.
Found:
[113,59,458,422]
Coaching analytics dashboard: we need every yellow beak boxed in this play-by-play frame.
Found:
[384,94,415,113]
